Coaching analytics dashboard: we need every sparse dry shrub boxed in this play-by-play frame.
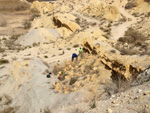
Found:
[0,59,9,65]
[75,18,80,24]
[30,13,41,21]
[102,34,110,39]
[110,50,116,53]
[10,34,21,41]
[111,72,132,93]
[125,1,136,9]
[1,107,15,113]
[15,5,28,11]
[118,28,147,45]
[4,94,12,105]
[43,108,52,113]
[144,0,150,2]
[103,82,118,97]
[53,65,63,75]
[73,44,79,48]
[69,77,78,85]
[119,48,138,55]
[67,48,71,50]
[0,96,2,101]
[69,108,84,113]
[32,43,38,47]
[90,100,96,109]
[23,19,31,29]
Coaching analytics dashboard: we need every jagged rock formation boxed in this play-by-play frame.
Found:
[80,2,122,21]
[82,38,150,80]
[30,1,57,13]
[32,13,81,38]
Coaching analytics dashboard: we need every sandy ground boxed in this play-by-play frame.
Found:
[0,11,32,35]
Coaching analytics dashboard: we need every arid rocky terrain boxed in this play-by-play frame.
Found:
[0,0,150,113]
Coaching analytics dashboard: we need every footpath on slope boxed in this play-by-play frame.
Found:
[111,7,137,40]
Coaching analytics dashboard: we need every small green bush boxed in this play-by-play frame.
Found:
[91,101,96,109]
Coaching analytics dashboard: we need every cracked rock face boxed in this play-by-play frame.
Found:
[82,38,150,81]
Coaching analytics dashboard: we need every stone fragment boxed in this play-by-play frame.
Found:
[112,100,118,104]
[137,89,142,93]
[144,91,150,95]
[107,108,113,113]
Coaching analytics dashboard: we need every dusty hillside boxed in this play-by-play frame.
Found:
[0,0,30,12]
[0,0,150,113]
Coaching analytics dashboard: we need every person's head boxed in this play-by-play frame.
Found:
[80,48,81,49]
[49,72,52,74]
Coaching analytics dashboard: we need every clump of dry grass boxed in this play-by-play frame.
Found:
[23,19,31,29]
[69,108,84,113]
[73,44,79,48]
[0,47,5,53]
[43,108,52,113]
[69,77,78,85]
[15,5,28,11]
[125,1,136,9]
[144,0,150,3]
[53,64,64,75]
[118,28,147,46]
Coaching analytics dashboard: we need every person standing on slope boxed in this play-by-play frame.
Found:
[72,53,78,62]
[79,48,82,54]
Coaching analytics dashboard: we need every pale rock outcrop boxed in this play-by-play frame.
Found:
[103,5,122,21]
[53,14,81,32]
[70,27,105,44]
[80,2,122,21]
[9,60,31,82]
[30,1,57,14]
[134,0,150,13]
[32,13,80,38]
[17,28,60,46]
[58,5,72,13]
[32,15,54,28]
